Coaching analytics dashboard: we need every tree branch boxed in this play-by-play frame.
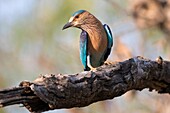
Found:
[0,56,170,113]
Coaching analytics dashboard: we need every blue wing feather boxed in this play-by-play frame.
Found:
[80,30,88,71]
[103,24,114,61]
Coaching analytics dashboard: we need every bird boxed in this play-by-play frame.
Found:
[63,10,113,71]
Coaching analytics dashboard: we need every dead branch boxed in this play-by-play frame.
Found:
[0,56,170,113]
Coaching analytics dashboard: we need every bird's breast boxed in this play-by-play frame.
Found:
[87,27,107,52]
[87,29,108,67]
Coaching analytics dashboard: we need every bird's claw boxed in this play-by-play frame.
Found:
[104,61,113,65]
[90,67,97,72]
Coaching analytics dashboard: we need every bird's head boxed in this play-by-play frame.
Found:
[62,10,95,30]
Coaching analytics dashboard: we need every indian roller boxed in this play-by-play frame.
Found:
[63,10,113,71]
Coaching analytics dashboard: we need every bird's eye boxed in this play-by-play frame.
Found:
[75,15,79,19]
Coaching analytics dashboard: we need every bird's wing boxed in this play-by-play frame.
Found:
[80,30,88,71]
[103,24,114,61]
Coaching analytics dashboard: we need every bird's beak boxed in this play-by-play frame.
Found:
[62,22,73,30]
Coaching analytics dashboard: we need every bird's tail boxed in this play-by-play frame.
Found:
[84,66,90,71]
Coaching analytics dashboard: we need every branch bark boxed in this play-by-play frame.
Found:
[0,56,170,113]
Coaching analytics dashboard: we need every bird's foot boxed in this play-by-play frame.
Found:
[90,67,97,72]
[104,61,114,65]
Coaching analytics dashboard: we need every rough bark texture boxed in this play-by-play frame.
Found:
[0,56,170,113]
